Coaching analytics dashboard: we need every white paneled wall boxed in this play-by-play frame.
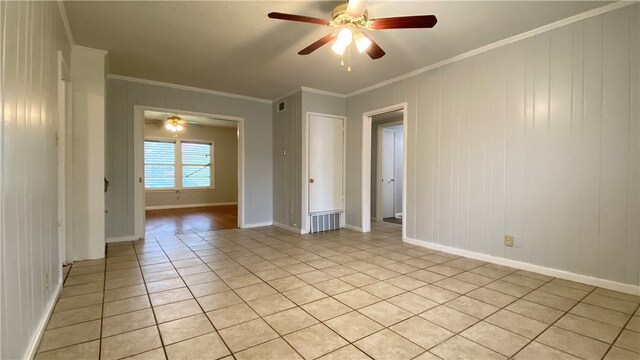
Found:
[346,4,639,286]
[273,92,302,229]
[0,2,72,358]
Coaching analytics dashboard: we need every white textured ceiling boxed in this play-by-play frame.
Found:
[65,1,611,100]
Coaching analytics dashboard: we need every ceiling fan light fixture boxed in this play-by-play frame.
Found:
[355,33,372,53]
[332,28,353,55]
[164,115,185,133]
[337,28,353,45]
[331,41,347,55]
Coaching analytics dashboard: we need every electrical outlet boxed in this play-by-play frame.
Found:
[504,235,514,247]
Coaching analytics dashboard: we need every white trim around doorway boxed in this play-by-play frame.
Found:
[361,103,408,238]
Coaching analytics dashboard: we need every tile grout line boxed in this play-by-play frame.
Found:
[129,234,170,360]
[510,286,599,359]
[600,301,640,358]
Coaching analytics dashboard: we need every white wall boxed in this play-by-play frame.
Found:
[106,78,273,237]
[346,4,639,287]
[0,2,72,358]
[144,123,238,208]
[71,46,106,260]
[273,92,302,228]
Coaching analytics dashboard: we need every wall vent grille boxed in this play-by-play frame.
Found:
[310,212,341,233]
[277,100,286,112]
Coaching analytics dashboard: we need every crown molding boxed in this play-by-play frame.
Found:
[272,86,346,104]
[72,45,108,56]
[57,1,75,46]
[300,86,346,99]
[106,74,272,104]
[347,1,635,98]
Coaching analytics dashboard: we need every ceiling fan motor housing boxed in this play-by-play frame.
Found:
[331,4,369,29]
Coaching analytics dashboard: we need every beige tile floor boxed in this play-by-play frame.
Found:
[36,223,640,360]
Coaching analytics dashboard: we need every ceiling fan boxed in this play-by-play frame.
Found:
[267,0,437,61]
[145,115,203,132]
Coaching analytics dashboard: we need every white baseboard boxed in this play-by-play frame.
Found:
[106,235,141,243]
[24,281,62,359]
[273,222,305,234]
[344,224,363,232]
[145,202,238,210]
[404,237,640,296]
[242,221,273,229]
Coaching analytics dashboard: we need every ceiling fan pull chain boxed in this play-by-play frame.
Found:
[348,46,352,73]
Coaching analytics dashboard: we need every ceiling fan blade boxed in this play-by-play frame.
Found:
[347,0,368,17]
[370,15,437,29]
[361,33,385,59]
[268,12,330,26]
[298,33,337,55]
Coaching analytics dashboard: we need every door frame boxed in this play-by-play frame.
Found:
[361,103,407,236]
[302,112,347,234]
[57,51,72,267]
[376,121,402,222]
[133,105,245,239]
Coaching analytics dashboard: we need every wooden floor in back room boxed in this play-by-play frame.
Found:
[145,205,238,236]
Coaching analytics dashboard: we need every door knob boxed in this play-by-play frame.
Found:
[309,178,315,184]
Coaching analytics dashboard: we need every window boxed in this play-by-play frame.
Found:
[181,142,212,188]
[144,140,175,188]
[144,139,214,189]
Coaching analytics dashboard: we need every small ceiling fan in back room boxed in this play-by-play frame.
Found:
[267,0,437,71]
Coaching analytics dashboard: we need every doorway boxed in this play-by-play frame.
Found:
[361,103,407,236]
[374,118,403,225]
[133,106,245,239]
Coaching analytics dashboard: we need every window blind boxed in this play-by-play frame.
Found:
[181,142,212,188]
[144,140,175,188]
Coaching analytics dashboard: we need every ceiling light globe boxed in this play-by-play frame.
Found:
[356,34,372,53]
[337,28,353,45]
[331,41,347,55]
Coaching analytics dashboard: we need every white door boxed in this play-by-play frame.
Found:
[309,114,344,213]
[381,128,395,218]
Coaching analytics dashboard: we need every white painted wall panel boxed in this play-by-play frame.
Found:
[0,2,72,358]
[272,92,301,228]
[346,4,639,286]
